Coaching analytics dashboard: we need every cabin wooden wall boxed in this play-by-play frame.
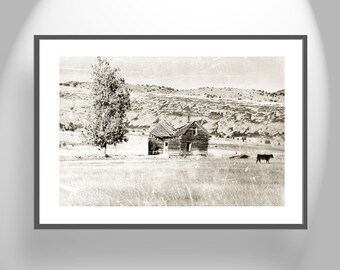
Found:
[167,138,181,156]
[148,137,181,156]
[179,125,209,156]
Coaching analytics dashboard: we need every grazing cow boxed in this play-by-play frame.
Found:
[256,154,274,164]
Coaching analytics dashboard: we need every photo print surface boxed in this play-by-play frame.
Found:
[59,56,285,207]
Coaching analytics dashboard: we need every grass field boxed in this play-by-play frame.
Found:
[59,135,284,207]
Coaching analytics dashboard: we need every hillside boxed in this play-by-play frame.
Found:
[59,82,285,142]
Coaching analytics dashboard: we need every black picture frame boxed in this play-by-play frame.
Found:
[34,35,307,229]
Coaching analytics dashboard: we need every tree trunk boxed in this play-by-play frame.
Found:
[100,144,109,158]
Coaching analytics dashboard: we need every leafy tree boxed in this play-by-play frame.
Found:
[85,57,130,157]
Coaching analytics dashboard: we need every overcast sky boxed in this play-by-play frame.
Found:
[60,56,284,92]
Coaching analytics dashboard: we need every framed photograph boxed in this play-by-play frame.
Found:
[34,35,307,229]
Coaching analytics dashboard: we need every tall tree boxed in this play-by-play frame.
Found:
[85,57,130,157]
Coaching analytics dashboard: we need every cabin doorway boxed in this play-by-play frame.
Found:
[186,142,192,152]
[163,141,169,155]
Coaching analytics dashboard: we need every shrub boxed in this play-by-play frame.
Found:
[66,122,76,131]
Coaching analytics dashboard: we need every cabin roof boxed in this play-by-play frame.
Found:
[149,120,175,138]
[149,120,210,138]
[174,121,210,136]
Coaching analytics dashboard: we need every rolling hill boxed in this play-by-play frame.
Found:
[59,82,285,143]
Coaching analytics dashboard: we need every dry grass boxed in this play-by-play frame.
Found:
[59,157,284,207]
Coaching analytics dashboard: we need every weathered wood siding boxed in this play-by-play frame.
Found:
[148,137,181,156]
[167,138,181,156]
[179,123,209,156]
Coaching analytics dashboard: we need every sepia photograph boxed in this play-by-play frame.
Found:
[59,56,285,207]
[35,36,306,227]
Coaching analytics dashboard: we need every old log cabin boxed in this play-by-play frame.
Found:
[148,120,210,156]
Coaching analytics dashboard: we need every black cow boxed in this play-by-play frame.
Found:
[256,154,274,164]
